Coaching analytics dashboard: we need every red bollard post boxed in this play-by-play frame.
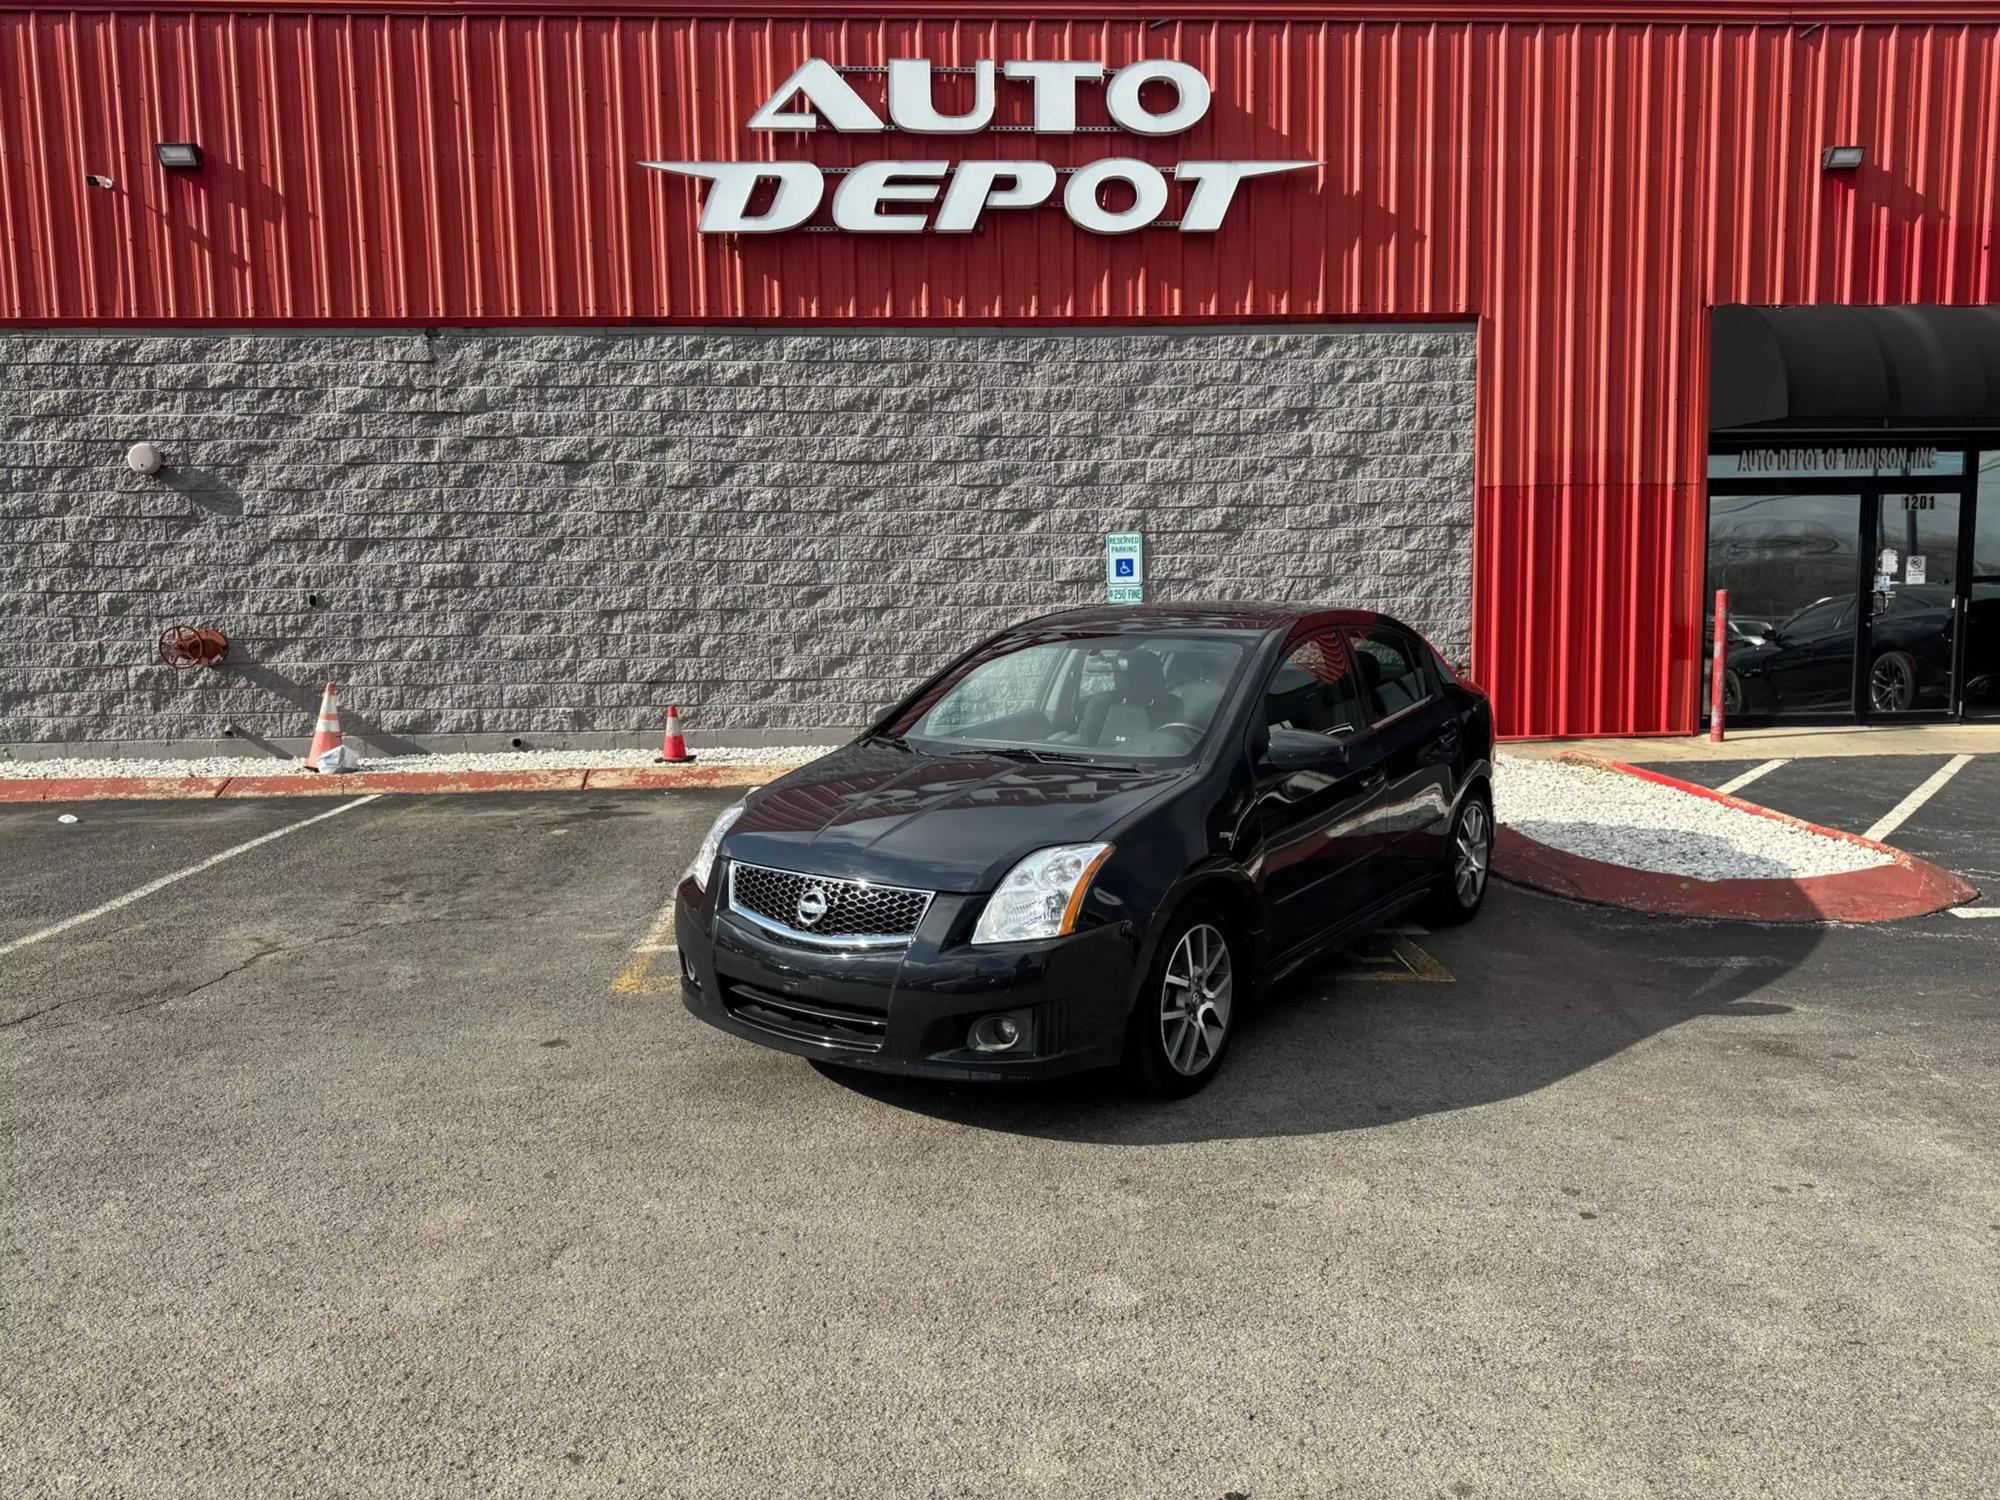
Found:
[1709,589,1729,743]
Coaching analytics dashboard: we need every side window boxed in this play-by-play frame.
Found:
[1345,626,1434,721]
[1263,634,1365,741]
[1782,597,1851,639]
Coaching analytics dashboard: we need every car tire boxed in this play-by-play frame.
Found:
[1122,899,1238,1099]
[1869,650,1918,713]
[1421,787,1493,927]
[1722,668,1745,718]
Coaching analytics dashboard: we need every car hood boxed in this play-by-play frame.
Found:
[721,742,1189,892]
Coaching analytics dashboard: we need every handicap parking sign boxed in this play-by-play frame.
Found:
[1105,532,1144,603]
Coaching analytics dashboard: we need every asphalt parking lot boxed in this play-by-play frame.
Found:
[4,790,1999,1498]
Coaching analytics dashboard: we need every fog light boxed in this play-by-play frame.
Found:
[967,1013,1029,1053]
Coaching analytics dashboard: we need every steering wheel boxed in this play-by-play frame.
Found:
[1152,722,1203,742]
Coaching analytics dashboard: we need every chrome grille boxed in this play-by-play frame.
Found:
[726,861,934,948]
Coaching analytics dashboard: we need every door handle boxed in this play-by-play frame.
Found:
[1358,767,1387,792]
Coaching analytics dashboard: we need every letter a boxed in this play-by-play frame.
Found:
[748,59,885,133]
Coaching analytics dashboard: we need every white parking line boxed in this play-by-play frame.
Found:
[1947,907,2000,919]
[0,795,382,960]
[1861,755,1974,843]
[1714,759,1789,797]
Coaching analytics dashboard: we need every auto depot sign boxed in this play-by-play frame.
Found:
[644,58,1315,234]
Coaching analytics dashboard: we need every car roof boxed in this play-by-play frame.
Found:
[1007,601,1399,636]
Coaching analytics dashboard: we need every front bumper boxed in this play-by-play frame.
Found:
[673,872,1138,1081]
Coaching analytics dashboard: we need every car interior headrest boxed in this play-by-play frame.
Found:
[1119,650,1167,700]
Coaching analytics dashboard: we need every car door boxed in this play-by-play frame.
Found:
[1344,622,1457,886]
[1250,630,1396,960]
[1763,597,1857,712]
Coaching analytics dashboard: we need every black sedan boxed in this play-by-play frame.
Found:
[675,604,1494,1096]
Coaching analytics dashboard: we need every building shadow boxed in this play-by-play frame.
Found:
[815,885,1819,1146]
[1500,822,1802,881]
[228,663,428,756]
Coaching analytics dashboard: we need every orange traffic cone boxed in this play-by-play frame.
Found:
[306,682,344,769]
[656,705,695,764]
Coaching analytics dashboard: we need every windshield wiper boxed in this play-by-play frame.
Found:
[968,746,1144,771]
[865,733,916,751]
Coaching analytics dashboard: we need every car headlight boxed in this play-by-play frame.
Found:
[971,843,1114,946]
[685,801,747,892]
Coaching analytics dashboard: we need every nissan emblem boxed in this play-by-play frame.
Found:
[795,885,830,928]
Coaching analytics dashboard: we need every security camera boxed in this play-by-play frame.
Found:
[84,174,115,190]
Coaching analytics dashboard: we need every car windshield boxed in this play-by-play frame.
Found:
[881,632,1253,763]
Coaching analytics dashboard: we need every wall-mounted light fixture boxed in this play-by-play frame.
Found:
[1821,145,1866,171]
[155,142,203,169]
[127,442,164,476]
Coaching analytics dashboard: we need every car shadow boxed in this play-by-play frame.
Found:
[815,887,1818,1146]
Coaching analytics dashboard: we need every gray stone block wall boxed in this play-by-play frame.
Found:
[0,327,1474,749]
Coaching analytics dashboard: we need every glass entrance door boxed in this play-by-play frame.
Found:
[1970,453,2000,717]
[1706,492,1862,719]
[1706,441,1992,723]
[1863,492,1961,715]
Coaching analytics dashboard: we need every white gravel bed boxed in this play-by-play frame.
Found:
[0,744,840,781]
[1496,754,1889,881]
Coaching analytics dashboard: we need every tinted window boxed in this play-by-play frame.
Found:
[1346,626,1432,719]
[1263,635,1365,743]
[1781,597,1852,640]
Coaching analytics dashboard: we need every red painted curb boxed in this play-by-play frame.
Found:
[1496,755,1979,923]
[216,769,590,797]
[581,765,781,790]
[0,775,231,803]
[0,762,794,803]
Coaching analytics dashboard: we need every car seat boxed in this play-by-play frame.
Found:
[1077,650,1185,746]
[1356,647,1419,715]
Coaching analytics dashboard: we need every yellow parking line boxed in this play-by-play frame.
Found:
[609,900,677,996]
[1331,932,1453,983]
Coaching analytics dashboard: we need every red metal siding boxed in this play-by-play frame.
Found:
[3,7,1998,737]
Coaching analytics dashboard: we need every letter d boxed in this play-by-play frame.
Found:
[642,162,825,233]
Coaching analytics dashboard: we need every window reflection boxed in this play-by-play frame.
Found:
[1706,493,1861,717]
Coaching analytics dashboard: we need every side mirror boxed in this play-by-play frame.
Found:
[1262,729,1351,773]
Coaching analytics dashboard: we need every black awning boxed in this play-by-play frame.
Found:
[1710,304,2000,431]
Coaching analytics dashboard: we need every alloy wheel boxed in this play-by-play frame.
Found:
[1870,654,1914,713]
[1454,799,1492,907]
[1160,922,1233,1076]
